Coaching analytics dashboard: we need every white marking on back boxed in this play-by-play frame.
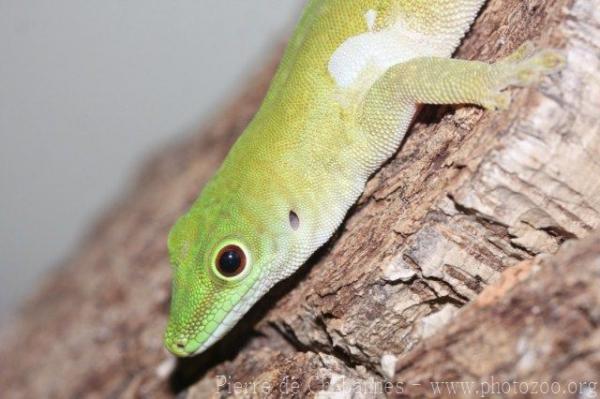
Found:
[328,17,456,89]
[364,9,377,31]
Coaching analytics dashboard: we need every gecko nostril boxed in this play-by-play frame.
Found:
[175,339,187,349]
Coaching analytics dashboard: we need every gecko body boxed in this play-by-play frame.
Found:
[164,0,564,356]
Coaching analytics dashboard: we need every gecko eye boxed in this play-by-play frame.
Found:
[216,245,247,277]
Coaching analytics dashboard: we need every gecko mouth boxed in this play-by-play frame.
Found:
[165,260,274,357]
[164,291,253,357]
[164,313,230,357]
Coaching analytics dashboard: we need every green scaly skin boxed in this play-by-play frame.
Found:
[164,0,565,356]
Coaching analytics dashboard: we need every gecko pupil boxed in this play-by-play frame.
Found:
[216,245,246,276]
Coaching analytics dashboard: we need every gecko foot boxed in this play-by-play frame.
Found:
[502,46,566,87]
[482,45,566,110]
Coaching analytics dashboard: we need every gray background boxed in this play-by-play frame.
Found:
[0,0,302,323]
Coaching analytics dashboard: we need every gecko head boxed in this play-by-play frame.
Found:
[163,190,288,357]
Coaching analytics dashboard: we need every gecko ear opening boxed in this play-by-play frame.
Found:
[289,210,300,230]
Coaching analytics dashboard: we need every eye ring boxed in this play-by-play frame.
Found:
[215,245,247,278]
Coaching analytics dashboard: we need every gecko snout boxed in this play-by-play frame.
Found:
[165,336,192,357]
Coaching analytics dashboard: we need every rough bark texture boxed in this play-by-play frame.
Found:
[1,0,599,398]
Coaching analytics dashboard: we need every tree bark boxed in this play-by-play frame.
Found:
[1,0,599,398]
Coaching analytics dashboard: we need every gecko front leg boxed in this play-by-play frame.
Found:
[361,41,565,114]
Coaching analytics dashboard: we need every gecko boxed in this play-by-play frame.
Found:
[164,0,564,356]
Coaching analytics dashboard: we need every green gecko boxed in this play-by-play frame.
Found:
[164,0,564,356]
